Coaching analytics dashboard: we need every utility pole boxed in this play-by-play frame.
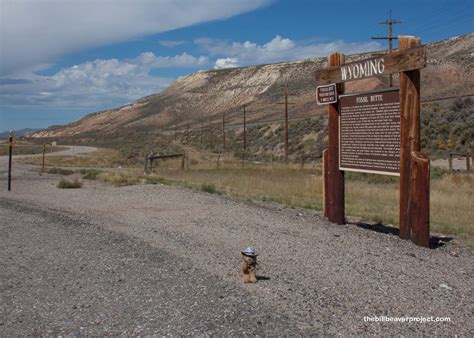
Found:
[42,143,46,172]
[186,119,190,144]
[222,112,226,154]
[277,84,296,163]
[243,104,247,152]
[209,116,213,149]
[371,10,402,87]
[200,120,204,145]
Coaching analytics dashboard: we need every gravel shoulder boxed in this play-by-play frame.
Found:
[0,158,472,335]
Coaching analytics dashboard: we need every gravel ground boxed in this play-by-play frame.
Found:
[0,149,473,335]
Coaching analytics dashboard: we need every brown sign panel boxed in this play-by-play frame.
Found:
[315,46,425,85]
[316,84,337,105]
[339,89,400,176]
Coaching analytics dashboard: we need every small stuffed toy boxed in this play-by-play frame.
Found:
[241,247,258,283]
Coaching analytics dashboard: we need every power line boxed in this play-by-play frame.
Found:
[371,10,402,87]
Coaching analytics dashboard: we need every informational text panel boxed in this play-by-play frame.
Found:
[339,89,400,176]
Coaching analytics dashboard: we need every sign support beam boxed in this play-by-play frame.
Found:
[326,52,345,224]
[398,35,429,247]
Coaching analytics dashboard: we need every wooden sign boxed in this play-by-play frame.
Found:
[316,84,337,105]
[320,36,430,248]
[315,46,425,84]
[339,89,400,175]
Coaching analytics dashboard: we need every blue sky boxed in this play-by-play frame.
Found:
[1,0,472,131]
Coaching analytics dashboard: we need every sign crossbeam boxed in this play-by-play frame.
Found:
[315,46,425,85]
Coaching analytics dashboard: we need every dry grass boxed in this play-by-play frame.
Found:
[0,144,67,156]
[346,173,473,240]
[25,148,473,244]
[57,178,83,189]
[144,164,473,244]
[47,167,75,175]
[22,148,124,168]
[97,171,141,186]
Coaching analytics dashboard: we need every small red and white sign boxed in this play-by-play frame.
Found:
[316,84,337,105]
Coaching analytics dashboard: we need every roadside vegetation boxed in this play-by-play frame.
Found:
[79,168,103,180]
[24,98,473,244]
[68,151,471,244]
[57,178,83,189]
[48,167,74,175]
[0,142,67,156]
[22,148,123,168]
[32,147,473,244]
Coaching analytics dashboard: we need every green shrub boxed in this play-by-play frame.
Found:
[201,183,218,194]
[80,169,102,180]
[143,175,168,185]
[430,166,448,180]
[57,178,82,189]
[48,167,74,175]
[97,172,140,186]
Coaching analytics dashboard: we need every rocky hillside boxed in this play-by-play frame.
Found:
[33,34,473,141]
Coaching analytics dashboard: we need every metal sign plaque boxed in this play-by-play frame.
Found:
[339,89,400,176]
[316,84,337,105]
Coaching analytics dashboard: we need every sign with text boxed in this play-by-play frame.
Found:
[316,84,337,105]
[315,47,425,84]
[339,89,400,176]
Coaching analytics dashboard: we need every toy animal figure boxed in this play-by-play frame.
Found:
[241,247,258,283]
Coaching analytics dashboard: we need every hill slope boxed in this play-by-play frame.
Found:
[33,34,473,141]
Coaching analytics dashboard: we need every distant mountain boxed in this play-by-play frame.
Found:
[0,128,39,139]
[32,33,473,142]
[28,34,472,162]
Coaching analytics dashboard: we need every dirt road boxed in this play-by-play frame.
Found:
[0,152,472,335]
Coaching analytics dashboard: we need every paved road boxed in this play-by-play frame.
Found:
[0,153,472,335]
[0,145,97,179]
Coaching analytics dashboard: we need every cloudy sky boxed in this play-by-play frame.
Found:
[1,0,472,130]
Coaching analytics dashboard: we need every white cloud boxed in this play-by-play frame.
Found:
[0,50,210,110]
[0,0,272,75]
[135,52,209,68]
[214,58,240,69]
[159,40,187,48]
[196,35,381,65]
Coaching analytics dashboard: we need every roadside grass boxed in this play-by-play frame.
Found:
[57,178,83,189]
[22,148,123,168]
[97,171,141,186]
[47,167,74,175]
[0,144,67,156]
[79,168,102,180]
[200,183,220,194]
[102,162,472,244]
[28,148,473,244]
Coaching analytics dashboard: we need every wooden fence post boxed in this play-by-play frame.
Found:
[410,152,430,248]
[323,149,329,218]
[399,35,422,240]
[448,153,453,171]
[181,154,185,170]
[42,143,46,172]
[466,155,471,172]
[326,53,345,224]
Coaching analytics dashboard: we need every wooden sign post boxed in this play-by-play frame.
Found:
[326,53,345,225]
[8,131,13,191]
[316,35,430,248]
